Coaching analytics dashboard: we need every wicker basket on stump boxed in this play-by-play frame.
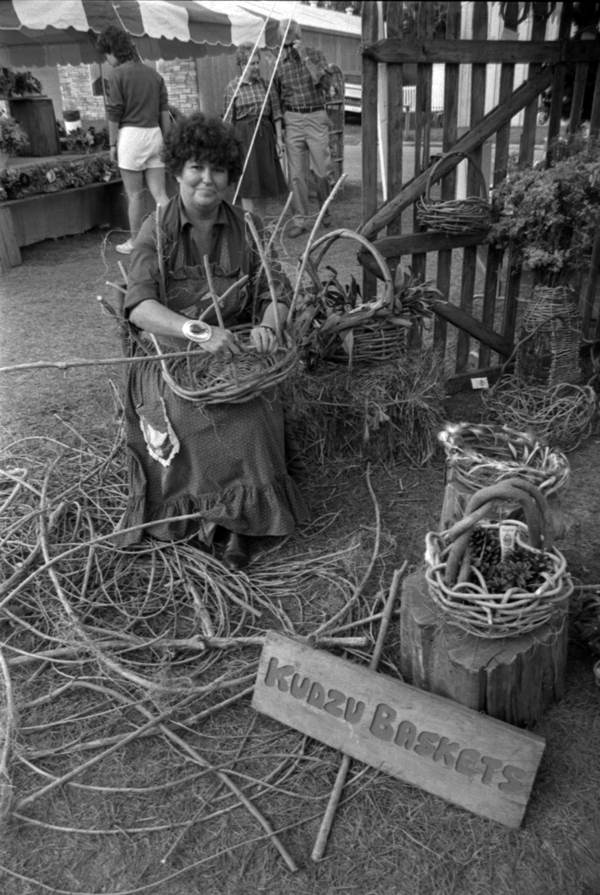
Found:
[425,479,572,638]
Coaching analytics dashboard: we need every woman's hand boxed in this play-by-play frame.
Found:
[249,324,277,354]
[193,325,242,358]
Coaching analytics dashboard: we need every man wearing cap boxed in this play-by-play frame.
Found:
[273,19,334,238]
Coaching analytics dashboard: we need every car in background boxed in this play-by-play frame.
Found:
[344,73,362,118]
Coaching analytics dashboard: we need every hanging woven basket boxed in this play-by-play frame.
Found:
[416,151,492,235]
[424,481,572,638]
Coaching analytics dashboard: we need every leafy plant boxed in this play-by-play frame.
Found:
[489,135,600,285]
[0,115,29,156]
[0,155,119,202]
[0,66,42,98]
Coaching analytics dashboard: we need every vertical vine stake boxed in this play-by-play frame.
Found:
[310,561,407,862]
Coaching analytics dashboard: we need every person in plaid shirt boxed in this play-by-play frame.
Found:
[273,19,335,238]
[223,43,288,220]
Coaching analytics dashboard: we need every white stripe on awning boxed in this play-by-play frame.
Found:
[196,1,266,46]
[139,0,191,42]
[13,0,89,31]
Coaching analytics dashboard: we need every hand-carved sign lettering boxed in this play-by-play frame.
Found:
[253,633,545,828]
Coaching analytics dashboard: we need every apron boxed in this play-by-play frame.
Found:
[117,234,307,546]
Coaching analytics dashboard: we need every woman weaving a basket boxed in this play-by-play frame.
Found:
[118,112,307,569]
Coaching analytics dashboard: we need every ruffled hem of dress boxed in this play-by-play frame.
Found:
[113,474,309,546]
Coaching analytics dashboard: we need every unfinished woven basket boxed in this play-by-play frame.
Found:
[516,285,582,387]
[482,378,598,453]
[424,481,572,638]
[152,325,299,405]
[417,151,492,235]
[439,422,570,497]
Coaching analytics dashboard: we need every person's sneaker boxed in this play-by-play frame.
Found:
[115,239,134,255]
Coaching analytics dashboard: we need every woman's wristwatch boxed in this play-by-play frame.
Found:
[181,320,213,343]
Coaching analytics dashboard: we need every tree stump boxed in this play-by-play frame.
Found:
[399,568,568,728]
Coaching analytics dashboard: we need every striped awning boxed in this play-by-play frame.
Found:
[0,0,272,67]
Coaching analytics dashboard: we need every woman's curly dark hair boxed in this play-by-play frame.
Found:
[96,26,137,63]
[163,112,244,182]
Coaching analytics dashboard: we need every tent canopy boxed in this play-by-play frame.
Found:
[0,0,276,68]
[237,0,361,42]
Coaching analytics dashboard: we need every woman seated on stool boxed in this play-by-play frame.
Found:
[118,112,307,570]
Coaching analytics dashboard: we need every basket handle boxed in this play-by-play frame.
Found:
[443,481,547,586]
[424,151,489,203]
[306,228,394,308]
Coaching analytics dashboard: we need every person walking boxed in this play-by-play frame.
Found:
[273,19,335,238]
[97,25,171,255]
[223,43,288,220]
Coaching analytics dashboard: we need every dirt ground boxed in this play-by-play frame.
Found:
[1,148,600,895]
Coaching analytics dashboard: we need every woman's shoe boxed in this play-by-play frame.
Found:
[116,238,134,255]
[222,532,251,571]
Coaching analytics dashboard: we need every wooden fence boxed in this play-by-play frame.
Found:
[357,1,600,392]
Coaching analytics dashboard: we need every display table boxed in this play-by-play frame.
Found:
[0,152,128,271]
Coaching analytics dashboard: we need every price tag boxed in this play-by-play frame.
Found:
[499,523,518,560]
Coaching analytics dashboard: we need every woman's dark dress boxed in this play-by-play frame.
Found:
[117,196,306,545]
[223,75,287,200]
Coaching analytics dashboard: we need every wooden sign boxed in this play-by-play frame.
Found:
[252,632,545,828]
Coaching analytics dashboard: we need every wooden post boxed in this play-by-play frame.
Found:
[361,1,379,301]
[0,206,21,271]
[399,569,568,728]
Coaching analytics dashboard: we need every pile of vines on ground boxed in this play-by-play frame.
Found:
[0,413,408,892]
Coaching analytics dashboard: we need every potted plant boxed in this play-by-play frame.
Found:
[490,134,600,289]
[489,134,600,385]
[0,115,29,166]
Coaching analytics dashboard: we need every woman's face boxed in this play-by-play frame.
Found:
[176,159,230,215]
[245,54,261,81]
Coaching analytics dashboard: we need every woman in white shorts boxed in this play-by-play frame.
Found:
[97,26,171,255]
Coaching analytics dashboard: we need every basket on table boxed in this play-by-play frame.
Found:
[302,228,409,367]
[424,481,572,639]
[515,285,582,387]
[416,151,492,235]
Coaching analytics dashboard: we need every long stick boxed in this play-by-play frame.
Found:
[310,561,407,863]
[202,255,225,327]
[0,349,204,375]
[244,212,283,339]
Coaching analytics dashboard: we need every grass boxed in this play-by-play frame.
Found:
[1,157,600,895]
